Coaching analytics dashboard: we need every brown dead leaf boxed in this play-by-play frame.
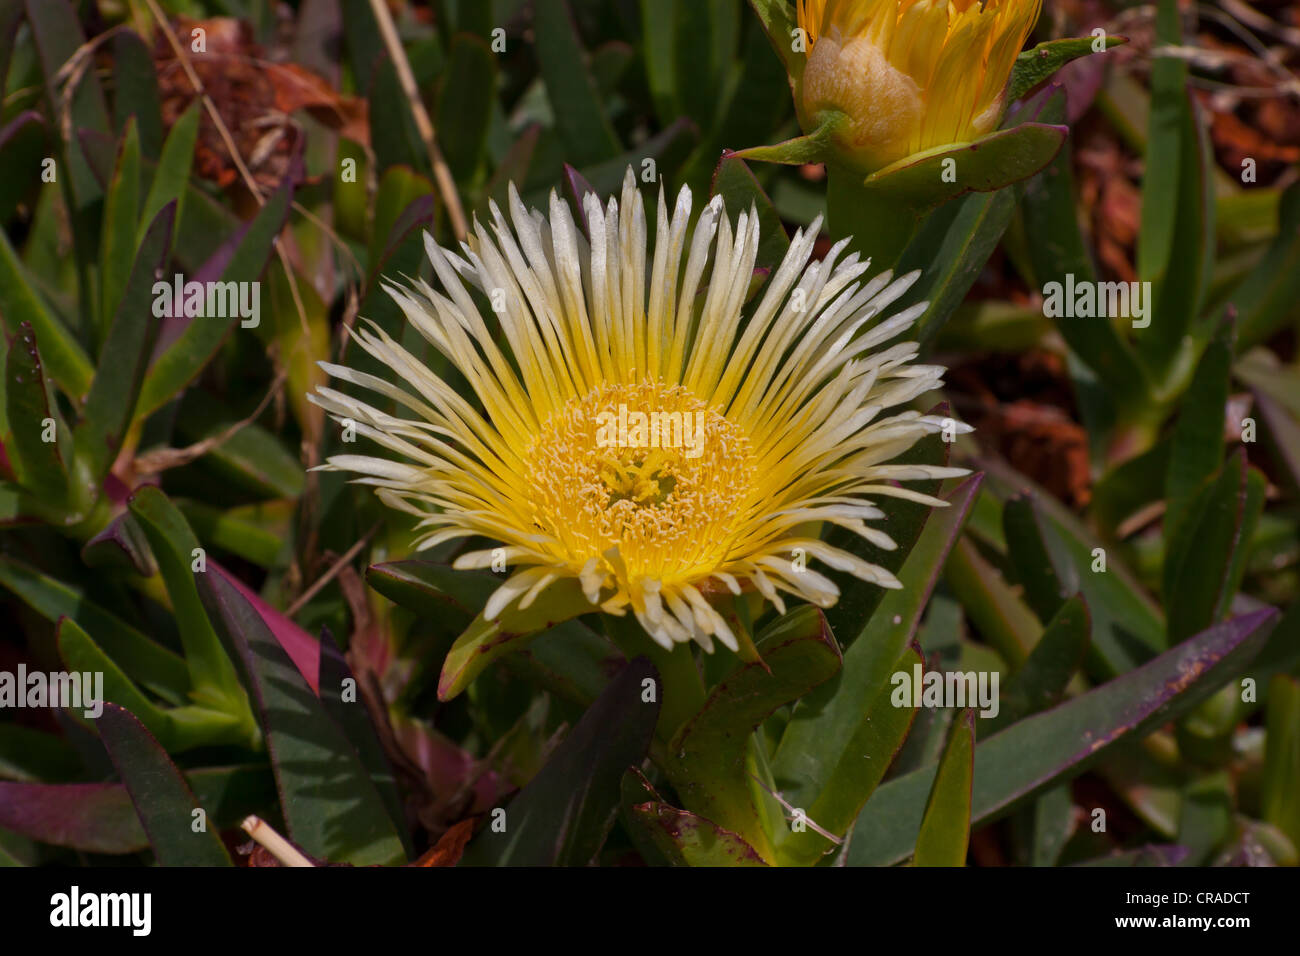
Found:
[949,351,1093,509]
[411,818,476,867]
[1076,119,1142,284]
[1195,28,1300,185]
[264,61,370,145]
[153,16,367,197]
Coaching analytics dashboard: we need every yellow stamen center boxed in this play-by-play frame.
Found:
[526,381,756,583]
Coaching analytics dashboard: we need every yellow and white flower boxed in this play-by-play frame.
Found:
[795,0,1042,172]
[310,169,967,653]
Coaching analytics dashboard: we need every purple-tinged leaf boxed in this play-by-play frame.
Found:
[0,781,145,853]
[212,563,319,691]
[98,704,233,866]
[81,512,156,577]
[849,608,1279,865]
[0,766,275,854]
[197,568,406,865]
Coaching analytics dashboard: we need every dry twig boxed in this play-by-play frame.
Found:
[366,0,468,240]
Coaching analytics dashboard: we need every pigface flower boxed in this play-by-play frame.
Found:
[310,169,968,654]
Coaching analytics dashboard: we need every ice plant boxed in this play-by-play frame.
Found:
[310,169,967,654]
[794,0,1043,172]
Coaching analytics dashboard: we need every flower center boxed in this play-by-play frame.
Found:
[526,381,756,582]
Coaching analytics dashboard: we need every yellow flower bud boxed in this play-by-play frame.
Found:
[795,0,1042,173]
